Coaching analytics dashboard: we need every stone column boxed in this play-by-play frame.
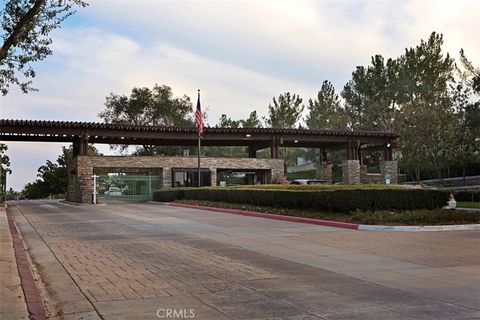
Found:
[210,168,217,186]
[360,165,368,183]
[380,161,398,184]
[162,167,172,188]
[316,163,332,184]
[342,160,360,184]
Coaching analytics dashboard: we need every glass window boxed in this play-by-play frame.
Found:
[172,169,211,188]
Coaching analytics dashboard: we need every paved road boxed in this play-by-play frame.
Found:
[8,200,480,320]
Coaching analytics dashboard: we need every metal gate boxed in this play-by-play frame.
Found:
[96,175,162,202]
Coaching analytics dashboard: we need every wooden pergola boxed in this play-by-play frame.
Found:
[0,119,398,160]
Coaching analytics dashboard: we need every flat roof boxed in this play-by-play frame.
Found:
[0,119,398,149]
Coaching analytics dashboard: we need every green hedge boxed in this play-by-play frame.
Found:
[153,186,449,212]
[152,188,187,202]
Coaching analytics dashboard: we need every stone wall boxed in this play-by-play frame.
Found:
[342,160,360,184]
[360,165,383,184]
[316,164,332,184]
[67,156,284,203]
[380,160,398,184]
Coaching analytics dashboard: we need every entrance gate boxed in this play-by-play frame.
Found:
[96,175,162,202]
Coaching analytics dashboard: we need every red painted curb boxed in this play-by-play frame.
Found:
[170,203,359,230]
[6,209,47,320]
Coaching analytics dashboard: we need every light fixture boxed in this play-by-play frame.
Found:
[294,140,299,143]
[386,143,391,147]
[245,134,251,138]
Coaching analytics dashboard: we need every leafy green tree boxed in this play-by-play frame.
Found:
[0,143,11,174]
[240,111,262,128]
[264,92,304,128]
[264,92,304,172]
[451,50,480,183]
[306,80,348,130]
[342,55,399,131]
[0,0,87,95]
[0,143,11,202]
[458,49,480,94]
[218,114,240,128]
[5,188,19,200]
[98,84,194,155]
[22,145,98,199]
[396,32,457,181]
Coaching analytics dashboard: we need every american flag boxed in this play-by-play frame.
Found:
[195,89,204,136]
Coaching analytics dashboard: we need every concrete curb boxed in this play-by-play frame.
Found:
[358,224,480,232]
[59,200,107,206]
[170,203,359,230]
[168,202,480,232]
[6,209,47,320]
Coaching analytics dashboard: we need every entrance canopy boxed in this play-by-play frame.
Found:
[0,119,398,160]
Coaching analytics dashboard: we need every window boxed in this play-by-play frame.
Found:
[172,169,211,188]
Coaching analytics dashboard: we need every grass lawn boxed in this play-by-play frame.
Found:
[457,201,480,209]
[175,199,480,226]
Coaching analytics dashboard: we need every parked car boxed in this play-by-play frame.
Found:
[291,179,326,185]
[105,187,122,196]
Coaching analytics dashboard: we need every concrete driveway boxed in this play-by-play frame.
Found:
[7,200,480,320]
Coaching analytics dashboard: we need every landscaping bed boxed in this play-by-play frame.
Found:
[174,199,480,226]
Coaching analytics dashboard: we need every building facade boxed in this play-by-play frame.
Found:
[66,155,284,203]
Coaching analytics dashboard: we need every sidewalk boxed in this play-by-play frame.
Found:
[0,205,29,320]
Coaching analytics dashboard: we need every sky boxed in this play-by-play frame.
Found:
[1,0,479,191]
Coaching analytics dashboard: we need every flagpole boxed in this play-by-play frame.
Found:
[198,131,201,188]
[197,89,201,188]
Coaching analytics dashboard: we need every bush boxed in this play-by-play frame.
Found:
[153,188,187,202]
[154,186,449,211]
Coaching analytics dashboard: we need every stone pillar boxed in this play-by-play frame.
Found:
[210,168,217,186]
[342,160,360,184]
[316,163,332,184]
[380,161,398,184]
[162,167,172,188]
[360,165,368,183]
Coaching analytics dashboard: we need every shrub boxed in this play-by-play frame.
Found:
[153,188,187,202]
[154,186,449,211]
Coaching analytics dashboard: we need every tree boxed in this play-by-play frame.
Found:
[342,55,399,131]
[264,92,304,128]
[458,49,480,94]
[22,145,98,199]
[396,32,457,182]
[98,84,194,155]
[218,114,240,128]
[306,80,348,130]
[0,143,11,202]
[451,50,480,183]
[240,111,262,128]
[0,0,87,95]
[0,143,11,174]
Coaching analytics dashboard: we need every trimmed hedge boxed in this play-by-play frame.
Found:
[153,186,449,212]
[152,188,187,202]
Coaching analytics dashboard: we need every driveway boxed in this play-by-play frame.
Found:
[7,200,480,320]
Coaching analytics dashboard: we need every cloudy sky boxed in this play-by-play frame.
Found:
[1,0,479,190]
